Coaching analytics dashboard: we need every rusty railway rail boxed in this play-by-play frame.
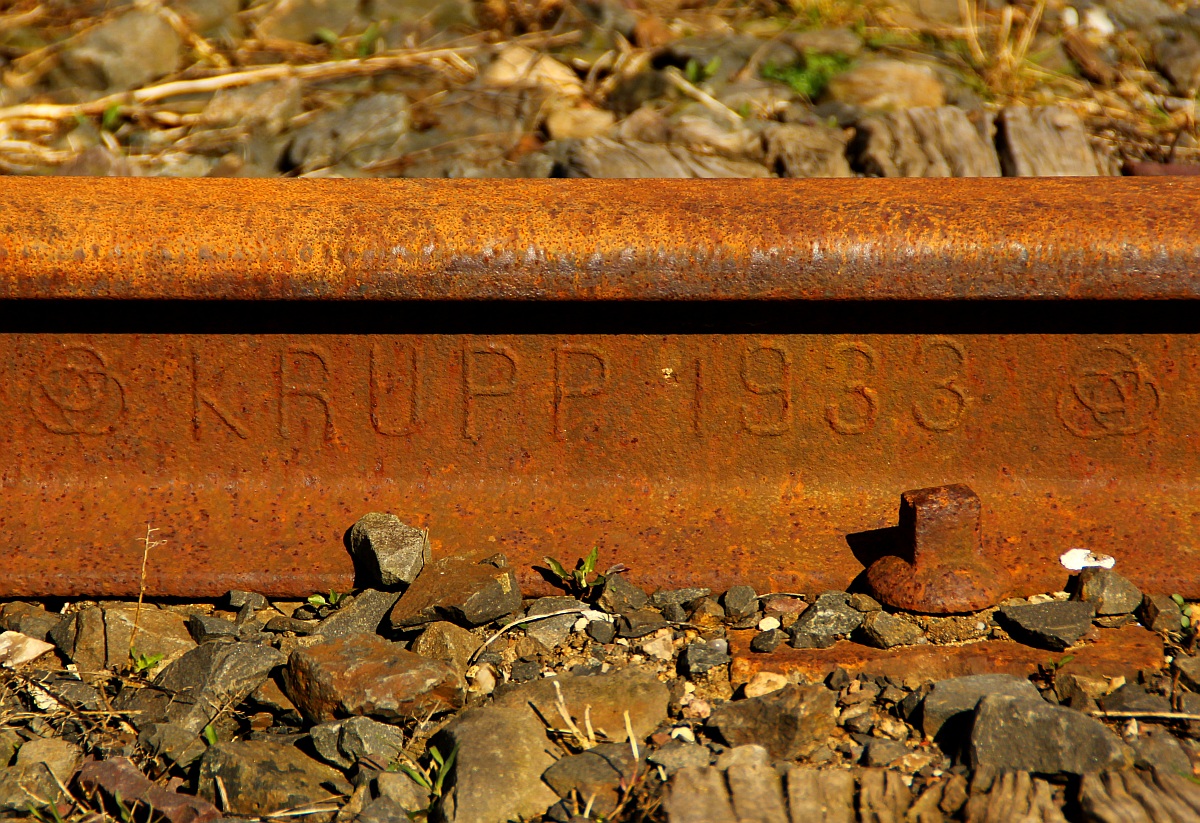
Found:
[1,176,1199,601]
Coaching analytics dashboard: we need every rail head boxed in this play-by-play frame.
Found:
[1,177,1198,302]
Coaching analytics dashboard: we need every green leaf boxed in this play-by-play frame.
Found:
[1172,593,1185,606]
[543,556,568,579]
[433,742,460,796]
[703,56,721,79]
[203,724,218,746]
[328,589,341,606]
[397,764,433,791]
[581,546,599,576]
[308,593,328,607]
[101,104,122,132]
[1056,654,1075,669]
[314,27,340,47]
[357,22,381,58]
[429,745,444,767]
[1183,615,1191,629]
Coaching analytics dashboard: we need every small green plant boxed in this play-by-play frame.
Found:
[202,724,218,746]
[761,51,853,99]
[101,103,123,132]
[314,27,341,49]
[27,804,64,823]
[395,742,460,799]
[1172,594,1199,633]
[544,546,605,595]
[357,22,382,58]
[307,589,343,608]
[684,56,721,84]
[130,649,163,674]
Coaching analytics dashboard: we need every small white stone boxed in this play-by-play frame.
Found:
[1082,7,1115,37]
[743,671,788,698]
[1060,7,1079,29]
[671,726,696,743]
[1059,548,1115,571]
[573,617,589,632]
[758,616,781,632]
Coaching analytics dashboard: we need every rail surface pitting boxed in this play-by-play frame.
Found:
[1,177,1198,598]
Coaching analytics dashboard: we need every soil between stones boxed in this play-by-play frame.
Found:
[0,522,1196,822]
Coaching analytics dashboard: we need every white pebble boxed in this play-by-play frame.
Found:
[758,616,781,631]
[1060,6,1079,29]
[671,726,696,743]
[1083,7,1115,37]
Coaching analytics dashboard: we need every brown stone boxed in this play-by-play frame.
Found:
[80,757,221,823]
[282,633,462,723]
[410,621,482,676]
[388,556,521,629]
[492,669,668,742]
[196,741,347,819]
[729,625,1162,687]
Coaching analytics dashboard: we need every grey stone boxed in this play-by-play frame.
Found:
[375,771,431,812]
[1073,568,1143,615]
[350,514,430,589]
[203,79,302,136]
[493,669,668,742]
[788,629,836,649]
[0,603,60,643]
[315,590,401,639]
[790,592,862,640]
[750,629,785,653]
[660,601,688,623]
[188,613,240,643]
[558,137,771,178]
[922,674,1041,741]
[998,106,1100,176]
[586,620,616,644]
[137,722,208,768]
[197,741,349,818]
[256,0,358,42]
[523,596,585,648]
[339,716,406,768]
[288,94,412,173]
[1105,0,1177,30]
[707,684,836,761]
[762,122,852,178]
[722,586,758,620]
[863,739,909,767]
[310,720,351,769]
[389,555,521,629]
[860,611,923,648]
[715,744,770,771]
[1156,22,1200,96]
[998,601,1096,650]
[541,743,638,816]
[858,769,913,821]
[664,767,736,823]
[1140,593,1183,633]
[1131,725,1193,776]
[49,607,108,671]
[59,10,182,93]
[265,615,321,635]
[15,737,81,784]
[171,0,242,35]
[789,27,863,56]
[227,591,269,611]
[847,593,882,612]
[1175,653,1200,691]
[851,107,1001,177]
[410,621,482,676]
[617,609,669,637]
[597,574,649,614]
[785,768,855,823]
[648,739,711,775]
[652,588,710,609]
[968,694,1132,775]
[0,763,68,813]
[0,730,22,767]
[105,605,197,667]
[1100,683,1172,713]
[726,763,788,823]
[680,642,731,677]
[357,796,416,822]
[431,707,559,823]
[122,641,286,733]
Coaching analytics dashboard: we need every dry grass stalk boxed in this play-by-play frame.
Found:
[127,524,164,663]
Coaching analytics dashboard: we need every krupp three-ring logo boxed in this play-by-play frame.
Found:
[31,345,125,435]
[1057,345,1160,438]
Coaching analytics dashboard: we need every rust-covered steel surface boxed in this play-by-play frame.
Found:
[1,177,1200,600]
